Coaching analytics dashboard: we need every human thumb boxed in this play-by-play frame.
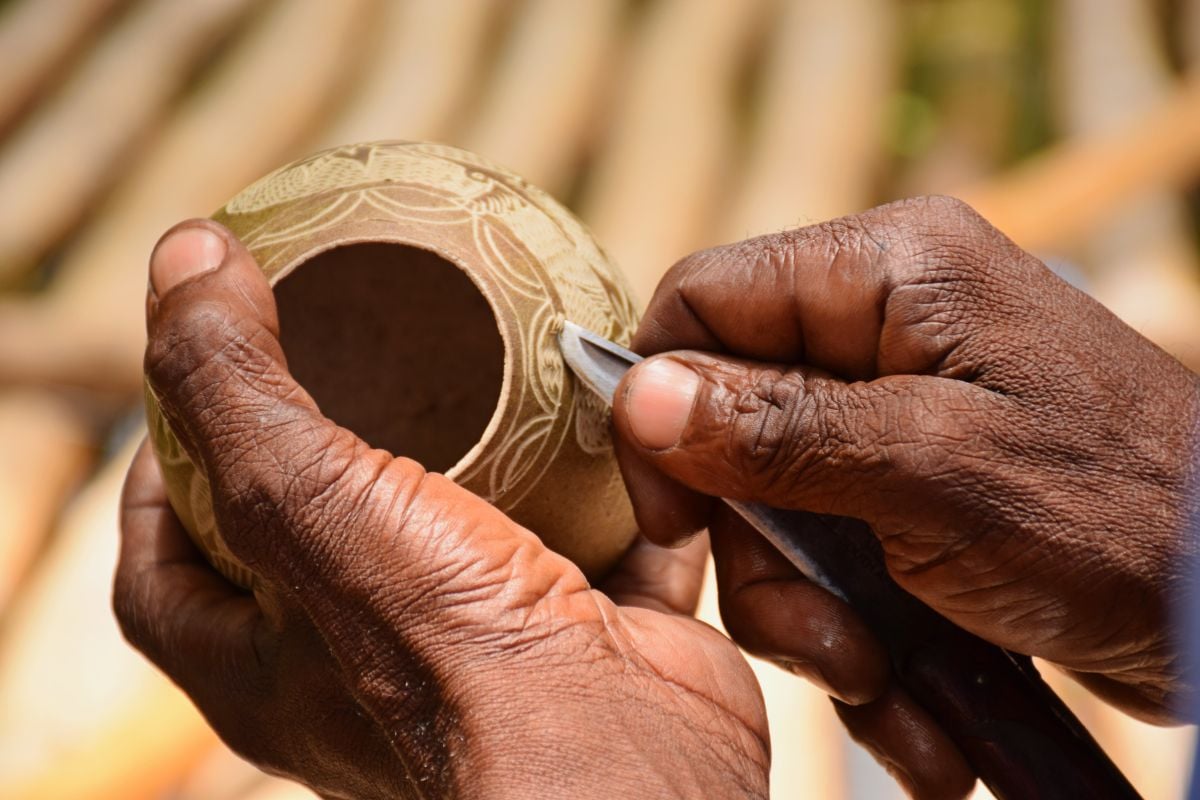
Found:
[612,351,982,520]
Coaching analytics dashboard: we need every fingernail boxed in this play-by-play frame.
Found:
[150,226,226,296]
[625,358,700,450]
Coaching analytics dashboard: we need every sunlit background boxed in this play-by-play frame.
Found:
[1,1,1198,798]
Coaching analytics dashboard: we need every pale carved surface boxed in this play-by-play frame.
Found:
[146,141,640,586]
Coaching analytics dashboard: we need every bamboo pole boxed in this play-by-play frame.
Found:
[0,0,377,396]
[1085,701,1195,800]
[960,77,1200,256]
[3,680,220,800]
[314,0,508,149]
[1035,664,1194,800]
[0,0,264,284]
[0,435,221,799]
[889,2,1031,199]
[0,390,95,614]
[578,0,774,304]
[710,4,899,796]
[1047,0,1200,370]
[1052,0,1171,136]
[718,0,898,240]
[461,0,627,197]
[1183,0,1200,72]
[0,0,127,135]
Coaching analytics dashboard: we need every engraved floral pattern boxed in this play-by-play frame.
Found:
[146,142,639,586]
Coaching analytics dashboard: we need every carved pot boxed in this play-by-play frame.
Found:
[146,141,640,588]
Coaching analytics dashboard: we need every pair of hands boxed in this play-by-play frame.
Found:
[116,197,1199,799]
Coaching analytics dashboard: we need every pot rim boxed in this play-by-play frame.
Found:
[267,232,512,482]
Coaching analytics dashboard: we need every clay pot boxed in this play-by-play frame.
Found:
[145,141,640,587]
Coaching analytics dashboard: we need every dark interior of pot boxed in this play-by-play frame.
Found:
[273,242,505,473]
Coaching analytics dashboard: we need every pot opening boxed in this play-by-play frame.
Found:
[274,242,505,474]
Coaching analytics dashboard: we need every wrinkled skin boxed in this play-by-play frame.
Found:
[611,196,1200,797]
[115,220,770,800]
[116,196,1200,800]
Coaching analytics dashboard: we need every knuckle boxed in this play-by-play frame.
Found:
[146,300,236,386]
[746,217,888,283]
[888,195,991,239]
[146,300,283,427]
[914,194,981,224]
[281,442,371,535]
[810,386,879,472]
[646,245,725,313]
[815,215,891,257]
[850,384,964,478]
[906,196,1010,278]
[660,244,716,287]
[636,245,736,353]
[147,300,341,503]
[723,374,976,498]
[726,369,791,470]
[718,367,825,494]
[864,197,1028,335]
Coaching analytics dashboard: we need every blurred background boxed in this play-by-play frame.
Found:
[1,0,1199,798]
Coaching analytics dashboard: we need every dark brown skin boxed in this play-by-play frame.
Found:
[115,220,770,800]
[611,196,1200,798]
[115,195,1200,800]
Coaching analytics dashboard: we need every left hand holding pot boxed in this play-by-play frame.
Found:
[115,220,771,800]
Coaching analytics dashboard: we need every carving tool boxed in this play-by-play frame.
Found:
[558,319,1141,800]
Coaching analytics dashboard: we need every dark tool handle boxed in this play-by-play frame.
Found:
[757,508,1141,799]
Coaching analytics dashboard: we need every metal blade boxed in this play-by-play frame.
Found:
[554,323,1134,797]
[557,320,642,407]
[556,319,840,593]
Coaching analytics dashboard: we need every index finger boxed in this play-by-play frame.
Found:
[633,196,1009,380]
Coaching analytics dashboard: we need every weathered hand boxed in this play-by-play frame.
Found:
[114,221,769,800]
[612,196,1200,798]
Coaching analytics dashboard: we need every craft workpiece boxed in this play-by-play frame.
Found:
[145,141,641,588]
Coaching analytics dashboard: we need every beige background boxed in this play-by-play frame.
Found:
[1,1,1199,798]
